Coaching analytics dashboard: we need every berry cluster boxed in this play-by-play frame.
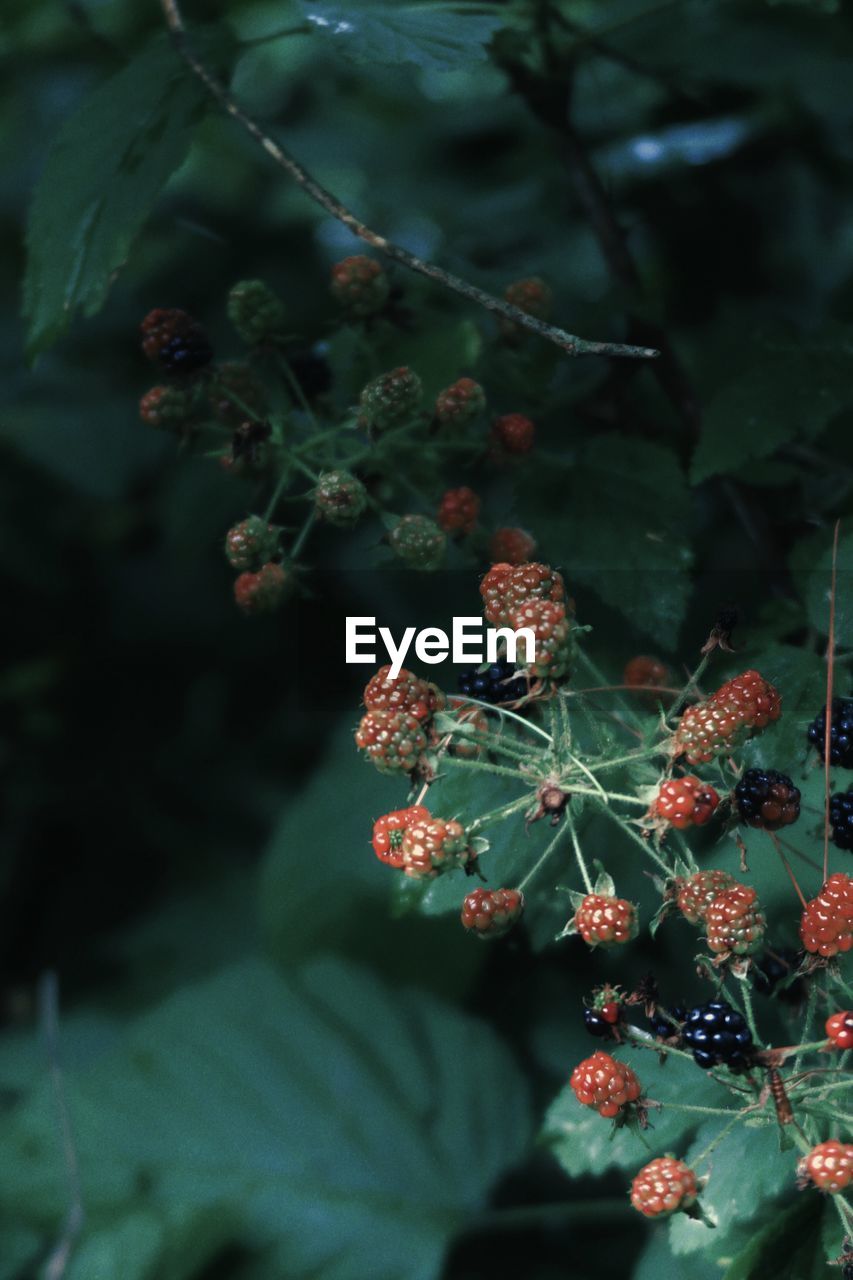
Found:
[682,999,754,1072]
[800,1141,853,1193]
[653,775,720,829]
[573,892,637,949]
[733,768,800,831]
[674,669,781,764]
[457,659,527,705]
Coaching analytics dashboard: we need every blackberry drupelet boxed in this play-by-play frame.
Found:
[683,999,754,1072]
[457,659,527,704]
[583,1007,613,1038]
[830,789,853,850]
[648,1005,686,1040]
[733,769,800,830]
[808,699,853,767]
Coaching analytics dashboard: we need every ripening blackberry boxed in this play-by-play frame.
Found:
[457,659,527,705]
[648,1005,686,1040]
[682,999,754,1072]
[807,699,853,768]
[733,769,800,831]
[830,789,853,850]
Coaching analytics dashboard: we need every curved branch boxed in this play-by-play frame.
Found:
[160,0,658,361]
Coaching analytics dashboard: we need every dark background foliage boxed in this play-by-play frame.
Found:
[2,2,853,1277]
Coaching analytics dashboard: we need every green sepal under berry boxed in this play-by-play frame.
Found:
[227,279,287,345]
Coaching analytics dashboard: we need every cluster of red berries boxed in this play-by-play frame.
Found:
[479,562,574,680]
[671,870,766,961]
[653,775,720,829]
[673,669,781,764]
[826,1010,853,1050]
[355,666,444,775]
[223,516,290,616]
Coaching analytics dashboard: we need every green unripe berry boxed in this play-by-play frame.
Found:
[389,514,446,571]
[227,279,287,345]
[358,366,422,433]
[315,470,368,528]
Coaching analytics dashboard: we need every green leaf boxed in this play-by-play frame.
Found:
[299,2,504,71]
[1,958,532,1280]
[669,1120,788,1255]
[690,340,853,484]
[516,435,693,640]
[722,1196,828,1280]
[23,37,207,359]
[791,525,853,645]
[542,1050,726,1179]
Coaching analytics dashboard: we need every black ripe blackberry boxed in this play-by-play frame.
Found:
[140,308,212,375]
[751,948,806,1004]
[648,1005,686,1040]
[807,699,853,768]
[683,999,754,1072]
[830,790,853,851]
[733,768,800,831]
[583,1007,612,1038]
[458,659,527,705]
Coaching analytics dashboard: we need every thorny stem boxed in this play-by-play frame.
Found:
[566,811,593,893]
[585,744,668,773]
[740,983,762,1047]
[668,651,712,720]
[453,695,554,745]
[468,795,531,835]
[443,757,531,783]
[159,0,659,361]
[518,822,569,892]
[691,1107,756,1169]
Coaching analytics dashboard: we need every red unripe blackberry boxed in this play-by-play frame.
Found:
[574,892,637,948]
[371,805,430,868]
[489,527,536,565]
[227,279,287,345]
[624,654,671,690]
[800,1141,853,1193]
[139,385,194,430]
[233,561,289,615]
[570,1050,641,1119]
[826,1011,853,1050]
[733,769,800,831]
[389,515,446,571]
[314,470,367,527]
[359,366,423,433]
[800,873,853,957]
[654,776,720,829]
[435,377,486,426]
[437,487,480,535]
[401,816,472,879]
[499,276,553,339]
[674,669,781,765]
[510,598,573,679]
[224,516,280,571]
[330,255,389,317]
[480,561,566,627]
[675,869,739,925]
[705,884,766,957]
[140,308,212,374]
[461,887,524,936]
[492,413,535,456]
[354,709,428,775]
[630,1157,698,1218]
[363,665,440,723]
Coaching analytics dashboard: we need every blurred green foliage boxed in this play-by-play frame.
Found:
[3,1,853,1277]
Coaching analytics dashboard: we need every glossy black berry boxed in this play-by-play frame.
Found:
[830,790,853,851]
[733,769,800,831]
[457,659,527,705]
[159,330,213,374]
[648,1005,686,1040]
[751,948,806,1004]
[583,1007,613,1038]
[807,699,853,768]
[683,999,754,1073]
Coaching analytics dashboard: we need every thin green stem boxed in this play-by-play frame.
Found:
[443,757,531,783]
[794,979,821,1075]
[586,745,668,774]
[596,800,672,876]
[468,795,531,835]
[566,811,593,893]
[692,1108,753,1168]
[454,696,553,744]
[668,652,712,720]
[575,648,643,731]
[741,983,762,1047]
[290,509,316,560]
[518,823,568,892]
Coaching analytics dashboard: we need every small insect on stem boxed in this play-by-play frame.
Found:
[766,1068,794,1126]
